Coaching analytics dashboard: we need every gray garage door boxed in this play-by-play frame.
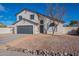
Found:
[17,25,33,34]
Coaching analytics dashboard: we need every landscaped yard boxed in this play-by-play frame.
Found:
[0,34,79,56]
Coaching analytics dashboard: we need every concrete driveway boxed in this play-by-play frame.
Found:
[0,34,27,45]
[0,49,27,56]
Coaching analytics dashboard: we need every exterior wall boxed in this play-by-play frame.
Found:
[13,20,39,34]
[17,10,39,23]
[63,27,78,34]
[47,23,64,35]
[43,17,51,33]
[0,28,13,34]
[55,23,64,35]
[42,16,64,35]
[34,25,40,34]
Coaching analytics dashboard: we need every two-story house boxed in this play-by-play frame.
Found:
[11,9,64,35]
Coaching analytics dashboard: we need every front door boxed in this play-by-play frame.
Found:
[40,25,44,33]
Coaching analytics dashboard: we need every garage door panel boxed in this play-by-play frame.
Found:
[17,25,33,34]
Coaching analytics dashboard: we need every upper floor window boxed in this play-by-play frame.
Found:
[40,20,44,24]
[19,16,22,20]
[30,15,34,20]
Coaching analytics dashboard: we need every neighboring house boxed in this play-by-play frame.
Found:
[11,9,64,35]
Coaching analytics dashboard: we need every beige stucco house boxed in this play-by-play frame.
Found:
[11,9,64,35]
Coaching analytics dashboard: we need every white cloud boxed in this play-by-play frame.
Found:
[0,4,6,12]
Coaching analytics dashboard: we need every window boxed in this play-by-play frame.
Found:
[49,23,55,26]
[49,23,57,32]
[40,20,44,24]
[19,16,22,20]
[30,15,34,19]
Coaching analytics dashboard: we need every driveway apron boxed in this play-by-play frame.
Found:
[0,34,26,45]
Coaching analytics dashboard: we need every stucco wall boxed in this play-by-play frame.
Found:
[0,28,13,34]
[47,23,64,35]
[17,10,39,23]
[63,27,78,34]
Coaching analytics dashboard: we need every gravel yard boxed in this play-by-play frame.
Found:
[0,34,79,56]
[4,34,79,56]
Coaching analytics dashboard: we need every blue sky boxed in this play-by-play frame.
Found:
[0,3,79,26]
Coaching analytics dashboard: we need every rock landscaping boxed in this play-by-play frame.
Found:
[6,46,79,56]
[0,34,79,56]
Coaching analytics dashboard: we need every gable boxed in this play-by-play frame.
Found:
[16,9,39,23]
